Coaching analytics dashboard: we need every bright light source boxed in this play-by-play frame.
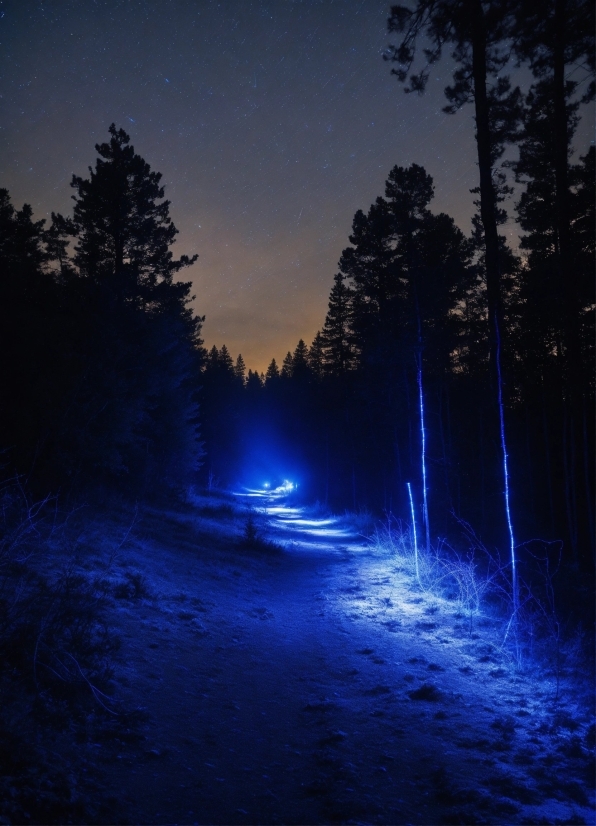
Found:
[263,482,270,489]
[269,480,295,493]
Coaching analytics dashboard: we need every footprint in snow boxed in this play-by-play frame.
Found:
[364,684,393,696]
[248,607,274,620]
[382,619,401,632]
[408,683,443,701]
[318,730,348,746]
[303,700,337,713]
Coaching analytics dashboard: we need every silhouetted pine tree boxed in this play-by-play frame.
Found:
[218,344,235,375]
[281,352,294,379]
[205,345,220,371]
[265,358,280,385]
[511,0,594,394]
[341,164,471,375]
[332,163,472,520]
[320,273,355,374]
[0,190,59,478]
[291,339,310,383]
[508,3,595,564]
[307,333,325,381]
[509,79,595,560]
[386,2,522,387]
[53,125,203,488]
[246,370,263,392]
[200,346,249,486]
[234,354,246,384]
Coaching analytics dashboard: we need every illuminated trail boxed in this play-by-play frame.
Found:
[495,316,518,614]
[234,486,369,555]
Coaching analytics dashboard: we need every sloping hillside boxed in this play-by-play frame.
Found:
[2,490,594,825]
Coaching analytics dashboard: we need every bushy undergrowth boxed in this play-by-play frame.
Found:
[305,500,333,518]
[184,487,282,552]
[0,481,116,703]
[369,513,594,693]
[305,503,377,538]
[239,509,282,554]
[0,479,127,823]
[186,486,241,521]
[342,507,377,537]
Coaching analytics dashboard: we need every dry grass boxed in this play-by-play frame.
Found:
[0,480,147,823]
[368,512,594,685]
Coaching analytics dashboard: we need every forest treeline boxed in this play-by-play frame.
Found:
[202,0,595,576]
[0,126,204,494]
[0,1,594,580]
[202,149,594,566]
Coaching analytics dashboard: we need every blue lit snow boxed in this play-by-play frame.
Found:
[234,486,370,555]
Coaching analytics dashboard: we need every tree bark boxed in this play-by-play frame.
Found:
[553,0,586,565]
[469,0,502,385]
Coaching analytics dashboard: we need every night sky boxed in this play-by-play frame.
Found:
[1,0,590,371]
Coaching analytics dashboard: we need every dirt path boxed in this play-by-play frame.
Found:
[95,492,594,825]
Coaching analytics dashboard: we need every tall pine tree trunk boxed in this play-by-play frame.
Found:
[582,402,594,551]
[470,0,502,379]
[541,385,556,536]
[553,0,588,566]
[469,0,517,610]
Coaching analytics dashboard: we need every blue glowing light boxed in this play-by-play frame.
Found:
[240,480,296,498]
[417,359,430,553]
[407,482,420,583]
[495,315,518,613]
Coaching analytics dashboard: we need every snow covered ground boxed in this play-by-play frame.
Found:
[9,490,593,824]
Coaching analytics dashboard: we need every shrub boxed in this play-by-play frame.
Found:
[0,479,128,822]
[343,507,376,537]
[239,510,281,554]
[243,511,259,545]
[0,480,116,708]
[368,510,595,689]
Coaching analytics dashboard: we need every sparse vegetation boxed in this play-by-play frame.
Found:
[0,483,591,823]
[0,480,131,822]
[342,507,376,537]
[0,481,114,701]
[368,509,595,690]
[242,511,259,546]
[239,509,282,554]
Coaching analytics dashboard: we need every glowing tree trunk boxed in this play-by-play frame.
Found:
[386,0,523,609]
[417,356,430,554]
[496,317,518,614]
[407,482,420,583]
